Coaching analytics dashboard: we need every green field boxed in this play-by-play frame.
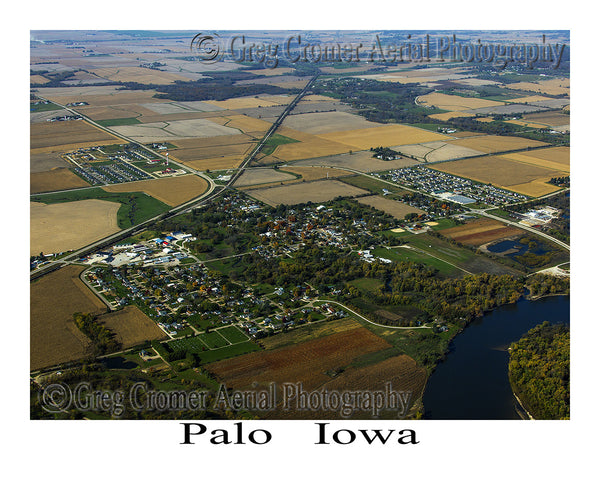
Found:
[168,335,261,364]
[30,102,62,112]
[217,326,249,344]
[373,246,460,276]
[348,277,385,293]
[30,188,171,229]
[260,134,299,156]
[96,117,142,127]
[339,175,409,195]
[198,331,230,348]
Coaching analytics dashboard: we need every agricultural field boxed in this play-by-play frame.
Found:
[394,141,483,162]
[448,135,548,154]
[30,151,71,173]
[31,168,90,193]
[206,327,391,391]
[357,195,425,219]
[428,111,475,121]
[30,265,106,371]
[291,149,418,172]
[234,168,297,186]
[90,67,191,84]
[208,114,273,133]
[439,218,523,246]
[203,94,292,110]
[30,120,121,152]
[504,77,570,96]
[281,111,379,134]
[430,155,565,197]
[100,306,166,348]
[38,87,163,107]
[417,92,505,111]
[499,147,570,172]
[246,179,369,206]
[521,111,571,128]
[30,199,121,255]
[268,127,353,161]
[316,124,451,150]
[101,174,209,207]
[110,118,241,143]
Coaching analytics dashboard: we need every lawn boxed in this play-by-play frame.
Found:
[198,331,230,348]
[373,246,460,277]
[217,326,249,344]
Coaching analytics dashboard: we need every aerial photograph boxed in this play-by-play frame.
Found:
[29,29,570,421]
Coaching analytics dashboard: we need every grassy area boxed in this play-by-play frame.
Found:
[373,246,460,277]
[30,102,62,112]
[96,117,142,127]
[348,277,384,293]
[30,188,171,229]
[339,175,409,195]
[168,336,261,364]
[217,326,249,344]
[427,218,461,231]
[260,134,299,156]
[198,331,230,348]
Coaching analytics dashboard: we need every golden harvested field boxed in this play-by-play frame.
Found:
[30,199,121,255]
[394,141,482,162]
[100,306,166,347]
[247,179,369,206]
[31,265,106,371]
[505,78,570,96]
[440,218,523,246]
[271,127,353,161]
[102,175,208,206]
[30,120,121,151]
[90,67,190,84]
[316,124,451,150]
[431,155,564,197]
[417,92,505,111]
[451,131,486,138]
[42,90,163,107]
[31,74,50,84]
[170,134,253,149]
[204,95,291,110]
[235,166,352,190]
[302,94,338,102]
[272,80,310,89]
[31,168,89,193]
[505,120,553,129]
[521,111,571,127]
[449,135,548,154]
[207,327,391,391]
[506,95,555,104]
[182,156,245,171]
[428,111,475,121]
[357,195,425,219]
[500,147,570,173]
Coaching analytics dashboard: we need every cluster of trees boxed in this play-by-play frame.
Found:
[370,146,401,160]
[73,312,121,355]
[120,71,296,101]
[549,176,570,187]
[508,322,570,419]
[526,273,570,297]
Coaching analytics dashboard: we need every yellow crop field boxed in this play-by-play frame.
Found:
[417,92,505,111]
[505,78,570,96]
[428,111,475,121]
[521,111,571,127]
[31,75,50,84]
[102,175,209,206]
[270,127,353,161]
[316,124,450,150]
[499,147,570,173]
[30,120,121,151]
[42,90,163,107]
[169,142,254,162]
[505,120,552,129]
[449,135,548,154]
[431,155,564,197]
[91,67,191,84]
[30,200,121,255]
[506,95,554,104]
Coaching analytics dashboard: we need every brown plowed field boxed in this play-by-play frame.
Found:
[31,265,106,371]
[207,327,391,391]
[30,120,121,151]
[440,218,522,246]
[30,168,89,193]
[100,306,166,347]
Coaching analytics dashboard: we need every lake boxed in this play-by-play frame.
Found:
[423,295,570,419]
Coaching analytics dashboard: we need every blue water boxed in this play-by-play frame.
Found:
[423,295,570,419]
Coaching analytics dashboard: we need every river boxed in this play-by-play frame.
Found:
[423,295,570,419]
